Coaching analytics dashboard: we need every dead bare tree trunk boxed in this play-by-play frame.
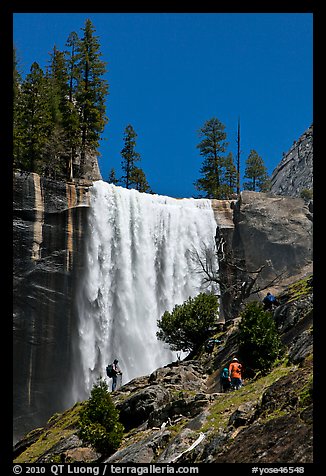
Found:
[190,239,288,320]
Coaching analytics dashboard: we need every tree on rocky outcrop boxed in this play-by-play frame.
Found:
[194,117,230,199]
[120,124,152,192]
[120,124,141,189]
[42,46,72,178]
[156,292,219,354]
[17,62,53,174]
[41,125,69,179]
[74,19,108,178]
[64,32,82,180]
[219,151,238,199]
[66,31,79,104]
[243,149,270,192]
[236,117,241,195]
[130,167,153,193]
[13,46,24,170]
[79,378,124,456]
[107,168,119,185]
[13,21,108,181]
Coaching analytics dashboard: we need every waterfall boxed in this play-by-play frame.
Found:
[73,181,218,400]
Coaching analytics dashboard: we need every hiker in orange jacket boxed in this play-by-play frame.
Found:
[229,357,243,390]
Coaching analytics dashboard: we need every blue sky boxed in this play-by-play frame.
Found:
[13,13,313,198]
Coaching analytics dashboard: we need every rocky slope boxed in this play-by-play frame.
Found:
[13,275,313,464]
[270,124,313,198]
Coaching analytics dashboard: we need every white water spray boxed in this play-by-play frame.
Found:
[74,181,218,398]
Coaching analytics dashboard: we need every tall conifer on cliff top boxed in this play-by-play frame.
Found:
[75,19,108,177]
[194,117,229,199]
[243,149,270,192]
[19,62,52,174]
[120,124,141,189]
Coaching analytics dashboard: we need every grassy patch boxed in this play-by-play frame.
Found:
[286,276,313,303]
[298,376,313,409]
[201,364,294,433]
[14,402,83,463]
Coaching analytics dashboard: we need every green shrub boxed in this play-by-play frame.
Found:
[156,292,219,353]
[79,378,124,456]
[238,301,284,371]
[300,188,313,201]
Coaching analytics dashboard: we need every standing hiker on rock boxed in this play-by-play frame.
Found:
[106,359,123,392]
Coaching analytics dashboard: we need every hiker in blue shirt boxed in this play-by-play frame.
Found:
[263,292,279,311]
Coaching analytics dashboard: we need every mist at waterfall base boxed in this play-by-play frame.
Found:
[71,181,218,401]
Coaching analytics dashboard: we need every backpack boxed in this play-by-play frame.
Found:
[221,368,229,380]
[106,364,114,377]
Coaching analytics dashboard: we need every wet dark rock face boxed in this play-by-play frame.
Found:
[13,172,91,442]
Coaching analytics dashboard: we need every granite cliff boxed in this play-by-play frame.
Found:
[213,191,313,321]
[13,173,92,440]
[270,124,313,198]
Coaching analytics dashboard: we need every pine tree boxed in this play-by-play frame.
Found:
[130,167,153,193]
[41,125,69,178]
[66,32,79,103]
[79,378,124,456]
[236,117,241,195]
[19,62,52,174]
[120,124,141,189]
[47,46,68,123]
[108,168,119,185]
[41,46,70,178]
[13,47,24,170]
[65,31,81,180]
[13,20,109,180]
[194,117,228,199]
[221,151,237,198]
[75,19,108,177]
[243,149,270,192]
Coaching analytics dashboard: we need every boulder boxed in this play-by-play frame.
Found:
[105,429,171,463]
[117,385,170,431]
[214,190,313,320]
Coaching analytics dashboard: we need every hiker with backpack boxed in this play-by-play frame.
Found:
[229,357,243,390]
[205,337,222,353]
[220,367,231,392]
[106,359,122,391]
[263,292,279,311]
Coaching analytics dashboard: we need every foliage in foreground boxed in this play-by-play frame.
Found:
[238,301,284,371]
[79,378,124,456]
[156,292,219,353]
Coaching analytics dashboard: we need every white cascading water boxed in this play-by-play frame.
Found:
[73,181,218,399]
